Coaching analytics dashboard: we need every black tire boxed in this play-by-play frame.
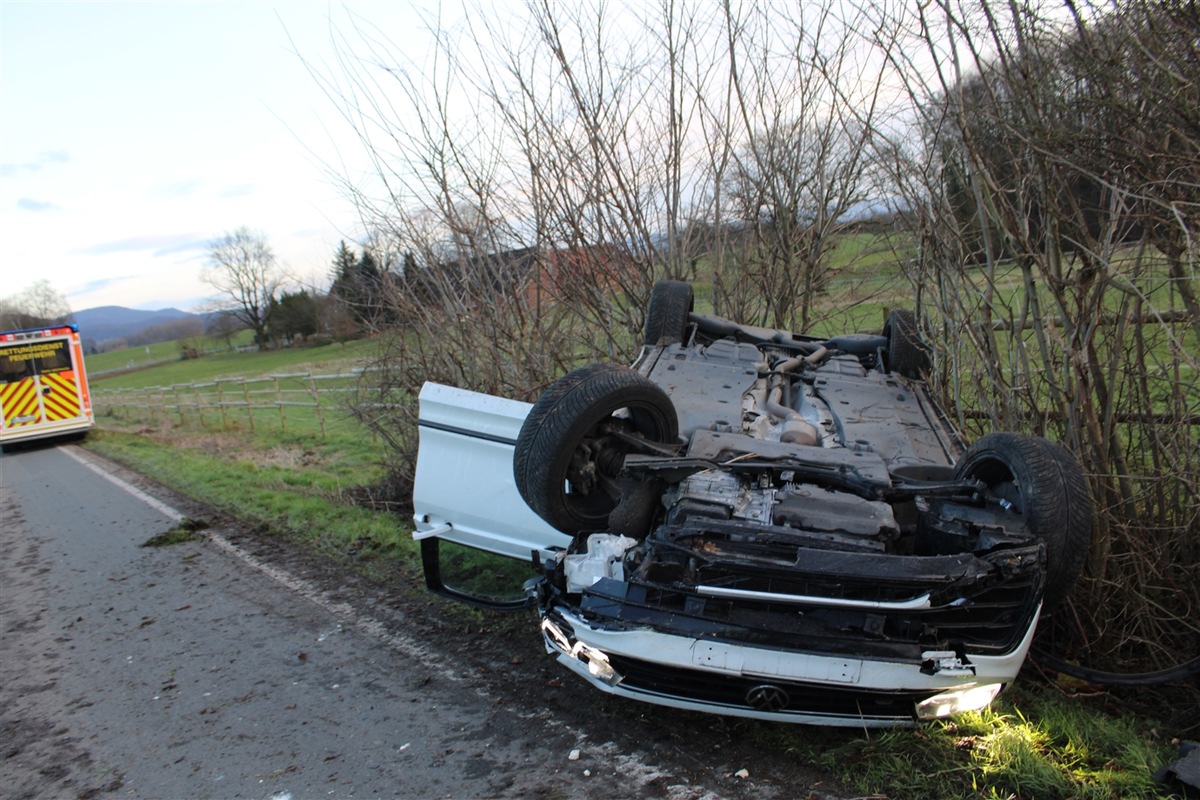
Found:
[514,363,678,535]
[953,433,1092,611]
[882,309,929,378]
[643,280,694,346]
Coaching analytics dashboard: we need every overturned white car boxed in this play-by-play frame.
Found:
[412,280,1092,727]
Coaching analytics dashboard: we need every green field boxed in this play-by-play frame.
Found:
[90,335,380,389]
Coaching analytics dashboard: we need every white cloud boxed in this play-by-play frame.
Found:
[72,234,210,258]
[16,198,61,212]
[0,150,70,177]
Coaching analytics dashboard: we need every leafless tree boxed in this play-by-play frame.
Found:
[712,1,887,332]
[201,228,283,352]
[0,280,73,329]
[206,311,245,351]
[300,0,912,502]
[126,317,205,347]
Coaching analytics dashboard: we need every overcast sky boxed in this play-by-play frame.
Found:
[1,1,443,313]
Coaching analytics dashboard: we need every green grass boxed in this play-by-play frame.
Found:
[695,230,921,339]
[86,428,413,571]
[88,335,387,462]
[85,335,402,564]
[95,373,371,442]
[85,329,257,374]
[730,683,1175,799]
[140,518,210,547]
[437,541,539,601]
[87,339,190,373]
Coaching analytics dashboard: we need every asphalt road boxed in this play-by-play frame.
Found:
[0,444,675,799]
[1,443,852,800]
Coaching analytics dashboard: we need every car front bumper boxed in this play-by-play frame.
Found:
[540,605,1038,727]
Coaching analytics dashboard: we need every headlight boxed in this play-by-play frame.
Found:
[914,683,1003,720]
[540,618,623,686]
[578,645,620,685]
[570,641,621,686]
[541,618,573,653]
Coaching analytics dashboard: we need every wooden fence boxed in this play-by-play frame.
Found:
[93,370,376,438]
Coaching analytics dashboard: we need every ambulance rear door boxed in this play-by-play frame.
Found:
[0,330,93,445]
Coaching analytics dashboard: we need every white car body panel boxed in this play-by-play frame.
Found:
[412,382,568,560]
[543,607,1039,727]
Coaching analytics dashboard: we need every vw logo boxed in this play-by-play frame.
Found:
[745,684,790,711]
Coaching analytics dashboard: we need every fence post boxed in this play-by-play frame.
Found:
[217,380,228,429]
[309,372,326,438]
[241,379,254,432]
[194,383,205,428]
[174,385,185,425]
[155,387,166,427]
[275,376,286,432]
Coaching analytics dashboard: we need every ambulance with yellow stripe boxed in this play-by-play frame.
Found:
[0,324,94,449]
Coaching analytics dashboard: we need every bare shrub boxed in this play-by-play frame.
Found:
[874,0,1199,669]
[714,2,889,331]
[310,1,907,493]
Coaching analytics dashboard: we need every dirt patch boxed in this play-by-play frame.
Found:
[140,517,211,547]
[340,478,411,513]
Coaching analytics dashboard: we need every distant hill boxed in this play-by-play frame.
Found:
[72,306,208,346]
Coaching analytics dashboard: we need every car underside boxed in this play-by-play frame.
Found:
[412,281,1092,726]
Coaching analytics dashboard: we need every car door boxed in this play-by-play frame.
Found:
[413,381,569,560]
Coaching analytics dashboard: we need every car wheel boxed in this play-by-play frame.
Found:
[514,363,679,535]
[883,309,929,378]
[953,433,1092,611]
[643,280,694,346]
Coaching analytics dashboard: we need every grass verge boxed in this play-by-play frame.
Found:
[85,428,416,577]
[711,681,1179,799]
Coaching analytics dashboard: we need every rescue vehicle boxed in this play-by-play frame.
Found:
[0,324,94,449]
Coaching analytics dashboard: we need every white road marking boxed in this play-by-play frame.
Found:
[62,445,185,522]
